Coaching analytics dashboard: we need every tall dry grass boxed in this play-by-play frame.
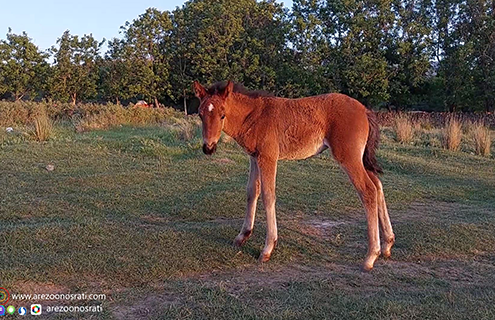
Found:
[73,104,178,132]
[174,118,197,141]
[471,122,491,156]
[0,101,179,131]
[33,107,53,141]
[442,117,462,151]
[393,113,414,143]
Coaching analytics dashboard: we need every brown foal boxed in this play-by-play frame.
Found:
[193,80,395,271]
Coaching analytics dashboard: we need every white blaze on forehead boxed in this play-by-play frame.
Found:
[207,103,214,112]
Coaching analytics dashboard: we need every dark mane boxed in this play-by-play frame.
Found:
[207,81,274,98]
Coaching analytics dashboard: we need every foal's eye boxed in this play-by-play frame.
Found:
[221,115,226,120]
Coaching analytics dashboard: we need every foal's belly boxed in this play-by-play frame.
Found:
[279,137,329,160]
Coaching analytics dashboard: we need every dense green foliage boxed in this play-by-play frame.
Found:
[1,0,494,111]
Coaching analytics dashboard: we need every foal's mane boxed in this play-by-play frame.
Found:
[207,81,274,98]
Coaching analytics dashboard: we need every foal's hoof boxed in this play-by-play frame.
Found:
[233,230,252,247]
[234,236,247,248]
[382,249,392,259]
[258,253,271,263]
[361,263,374,272]
[382,236,395,259]
[258,245,275,263]
[362,251,380,271]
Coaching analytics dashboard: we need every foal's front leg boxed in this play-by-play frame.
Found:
[257,156,278,262]
[234,156,261,247]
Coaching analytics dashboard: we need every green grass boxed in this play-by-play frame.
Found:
[0,123,494,319]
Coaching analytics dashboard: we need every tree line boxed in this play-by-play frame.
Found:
[0,0,494,112]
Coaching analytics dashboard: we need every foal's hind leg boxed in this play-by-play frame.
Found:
[234,156,261,247]
[335,155,381,271]
[257,155,278,262]
[367,171,395,258]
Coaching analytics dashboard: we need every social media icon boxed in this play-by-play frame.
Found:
[6,306,14,315]
[0,305,4,316]
[31,304,42,315]
[0,288,9,305]
[18,307,27,316]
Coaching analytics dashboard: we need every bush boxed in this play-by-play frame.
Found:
[419,119,434,131]
[162,116,201,142]
[393,113,414,143]
[442,117,462,151]
[32,107,53,141]
[471,122,491,156]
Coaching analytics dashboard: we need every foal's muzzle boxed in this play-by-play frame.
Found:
[203,143,217,155]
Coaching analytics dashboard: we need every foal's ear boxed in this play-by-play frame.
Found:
[221,81,234,99]
[193,81,207,99]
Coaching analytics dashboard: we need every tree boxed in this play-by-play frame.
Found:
[117,8,173,107]
[49,30,103,105]
[290,0,395,106]
[243,0,289,93]
[467,0,495,112]
[99,38,134,104]
[287,0,334,97]
[429,0,495,111]
[169,7,193,114]
[1,1,494,110]
[386,0,434,109]
[0,29,49,101]
[169,0,288,113]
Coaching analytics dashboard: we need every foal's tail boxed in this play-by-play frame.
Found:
[363,110,383,174]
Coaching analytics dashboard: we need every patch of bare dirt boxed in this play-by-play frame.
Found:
[110,256,495,319]
[112,293,180,320]
[140,214,171,224]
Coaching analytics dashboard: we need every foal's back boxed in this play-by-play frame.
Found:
[255,93,369,160]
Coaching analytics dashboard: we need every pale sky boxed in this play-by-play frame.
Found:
[0,0,293,52]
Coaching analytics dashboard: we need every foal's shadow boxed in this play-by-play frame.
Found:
[197,221,341,263]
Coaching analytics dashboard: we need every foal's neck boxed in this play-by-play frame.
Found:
[223,94,262,139]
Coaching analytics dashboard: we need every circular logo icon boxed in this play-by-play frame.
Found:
[31,304,42,315]
[18,306,27,316]
[7,305,15,315]
[0,288,10,304]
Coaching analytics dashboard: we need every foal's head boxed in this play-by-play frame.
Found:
[193,81,234,155]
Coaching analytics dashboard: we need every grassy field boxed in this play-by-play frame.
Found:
[0,120,494,319]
